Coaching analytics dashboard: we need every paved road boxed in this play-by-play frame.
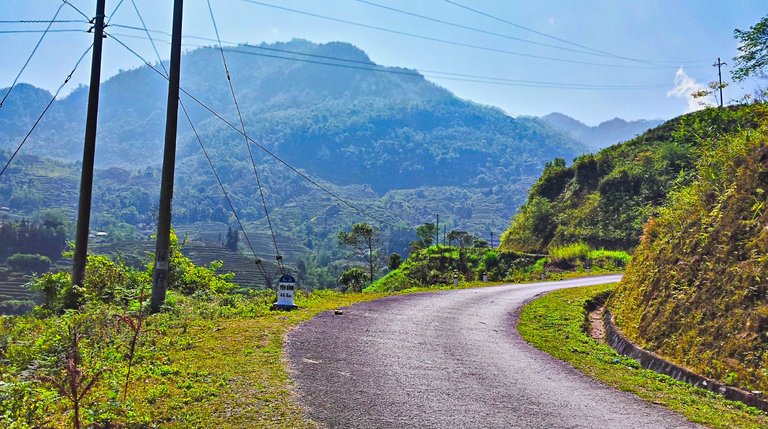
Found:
[286,276,701,428]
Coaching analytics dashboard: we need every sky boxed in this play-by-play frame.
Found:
[0,0,765,125]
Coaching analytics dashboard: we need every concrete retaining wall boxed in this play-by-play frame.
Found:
[603,310,768,412]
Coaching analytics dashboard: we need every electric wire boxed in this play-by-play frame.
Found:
[355,0,621,60]
[61,0,90,21]
[237,0,684,70]
[0,2,65,108]
[0,19,86,24]
[106,0,127,25]
[206,0,285,274]
[109,34,404,232]
[128,0,272,285]
[0,44,93,179]
[443,0,710,67]
[0,29,83,34]
[107,27,671,90]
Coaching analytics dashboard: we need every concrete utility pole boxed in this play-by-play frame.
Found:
[69,0,106,309]
[151,0,184,313]
[435,214,440,248]
[713,57,727,108]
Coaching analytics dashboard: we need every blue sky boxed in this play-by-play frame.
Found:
[1,0,765,124]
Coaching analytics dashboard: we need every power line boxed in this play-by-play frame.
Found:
[355,0,624,60]
[1,2,66,108]
[0,44,93,179]
[206,0,285,273]
[106,0,127,25]
[108,34,405,231]
[0,19,86,24]
[127,0,272,286]
[443,0,709,67]
[237,0,681,70]
[107,28,670,91]
[61,0,90,20]
[0,29,83,34]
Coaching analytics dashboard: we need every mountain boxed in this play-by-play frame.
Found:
[0,39,585,288]
[609,103,768,394]
[500,105,762,253]
[539,112,663,151]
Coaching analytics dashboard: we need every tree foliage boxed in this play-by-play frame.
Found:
[338,267,369,293]
[732,15,768,82]
[337,222,381,285]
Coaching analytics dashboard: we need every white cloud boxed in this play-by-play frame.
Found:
[667,67,713,113]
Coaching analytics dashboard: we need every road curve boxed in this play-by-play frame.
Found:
[286,276,701,429]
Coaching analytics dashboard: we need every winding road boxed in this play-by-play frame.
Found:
[286,276,701,428]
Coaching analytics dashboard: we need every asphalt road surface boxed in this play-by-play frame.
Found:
[286,276,702,428]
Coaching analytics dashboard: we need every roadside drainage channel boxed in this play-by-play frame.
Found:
[603,310,768,412]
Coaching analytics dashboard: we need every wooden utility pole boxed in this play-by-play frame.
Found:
[713,57,726,108]
[151,0,184,313]
[69,0,106,308]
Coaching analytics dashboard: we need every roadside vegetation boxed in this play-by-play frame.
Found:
[499,104,763,254]
[367,242,629,293]
[0,231,393,428]
[519,285,768,429]
[610,104,768,392]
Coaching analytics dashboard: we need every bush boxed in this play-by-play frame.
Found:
[7,253,51,274]
[549,242,591,263]
[338,267,369,293]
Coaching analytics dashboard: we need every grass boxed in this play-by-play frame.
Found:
[518,284,768,429]
[131,290,388,428]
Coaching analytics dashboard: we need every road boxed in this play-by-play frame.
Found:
[285,276,701,428]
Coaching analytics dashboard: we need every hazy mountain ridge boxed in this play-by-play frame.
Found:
[539,112,664,151]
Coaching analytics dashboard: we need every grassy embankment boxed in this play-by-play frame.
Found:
[518,284,768,429]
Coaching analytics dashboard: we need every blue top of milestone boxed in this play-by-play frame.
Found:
[279,273,296,284]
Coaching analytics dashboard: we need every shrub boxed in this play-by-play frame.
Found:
[549,242,591,263]
[338,267,369,293]
[7,253,51,274]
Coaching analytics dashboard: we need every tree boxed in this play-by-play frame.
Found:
[732,16,768,82]
[338,267,369,292]
[388,252,402,270]
[412,223,436,250]
[337,223,381,284]
[225,226,239,251]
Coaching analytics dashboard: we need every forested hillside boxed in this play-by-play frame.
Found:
[610,104,768,392]
[499,105,762,253]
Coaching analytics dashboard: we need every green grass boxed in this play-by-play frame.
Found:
[518,284,768,429]
[131,290,389,428]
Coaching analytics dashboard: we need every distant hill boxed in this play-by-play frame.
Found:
[501,105,762,253]
[0,40,583,244]
[539,112,663,151]
[1,40,583,189]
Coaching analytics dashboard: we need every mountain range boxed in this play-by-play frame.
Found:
[0,39,661,281]
[539,112,664,152]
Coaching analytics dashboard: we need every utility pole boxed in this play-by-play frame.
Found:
[151,0,184,313]
[435,214,439,249]
[69,0,106,309]
[443,225,446,248]
[713,57,726,108]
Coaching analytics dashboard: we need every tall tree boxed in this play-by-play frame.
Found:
[338,222,380,285]
[413,223,437,250]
